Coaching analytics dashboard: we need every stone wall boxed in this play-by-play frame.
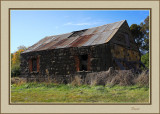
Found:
[20,43,112,83]
[108,21,141,70]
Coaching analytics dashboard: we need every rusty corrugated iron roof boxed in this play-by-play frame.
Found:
[23,20,126,53]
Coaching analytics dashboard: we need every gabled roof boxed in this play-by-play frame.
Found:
[23,20,126,53]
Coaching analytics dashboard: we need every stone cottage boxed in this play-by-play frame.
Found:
[20,20,142,82]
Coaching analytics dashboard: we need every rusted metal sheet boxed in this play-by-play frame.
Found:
[23,36,51,53]
[70,34,93,47]
[37,33,72,51]
[82,33,100,46]
[109,21,122,30]
[96,30,114,44]
[33,36,58,51]
[56,36,79,48]
[91,30,114,45]
[23,20,126,53]
[95,25,107,33]
[82,27,97,36]
[104,20,125,32]
[50,38,70,49]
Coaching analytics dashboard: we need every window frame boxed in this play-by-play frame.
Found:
[74,54,91,72]
[32,58,37,72]
[28,56,40,73]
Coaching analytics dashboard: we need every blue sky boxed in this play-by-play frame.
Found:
[11,10,149,53]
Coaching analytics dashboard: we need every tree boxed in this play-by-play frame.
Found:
[140,16,149,52]
[130,16,149,54]
[11,45,27,77]
[130,24,144,52]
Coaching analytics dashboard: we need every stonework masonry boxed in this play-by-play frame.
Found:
[20,43,112,83]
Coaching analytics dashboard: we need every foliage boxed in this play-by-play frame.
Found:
[130,24,143,51]
[140,16,149,52]
[130,16,149,54]
[11,64,20,77]
[11,46,26,77]
[11,83,149,103]
[141,53,149,69]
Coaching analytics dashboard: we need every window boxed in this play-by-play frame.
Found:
[32,58,37,71]
[29,56,40,73]
[80,54,88,71]
[74,54,91,72]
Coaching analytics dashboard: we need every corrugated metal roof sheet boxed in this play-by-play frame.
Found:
[22,20,126,53]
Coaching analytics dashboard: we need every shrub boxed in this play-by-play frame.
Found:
[85,67,116,86]
[11,46,26,77]
[141,53,149,69]
[11,65,20,77]
[110,70,136,86]
[84,68,149,87]
[134,70,149,87]
[71,69,149,87]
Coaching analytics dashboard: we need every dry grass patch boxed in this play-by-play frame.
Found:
[134,70,149,86]
[11,77,27,86]
[71,75,83,86]
[84,68,149,87]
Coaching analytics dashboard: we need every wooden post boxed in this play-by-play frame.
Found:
[74,55,79,71]
[37,56,40,72]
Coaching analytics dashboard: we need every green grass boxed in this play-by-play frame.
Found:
[11,83,149,103]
